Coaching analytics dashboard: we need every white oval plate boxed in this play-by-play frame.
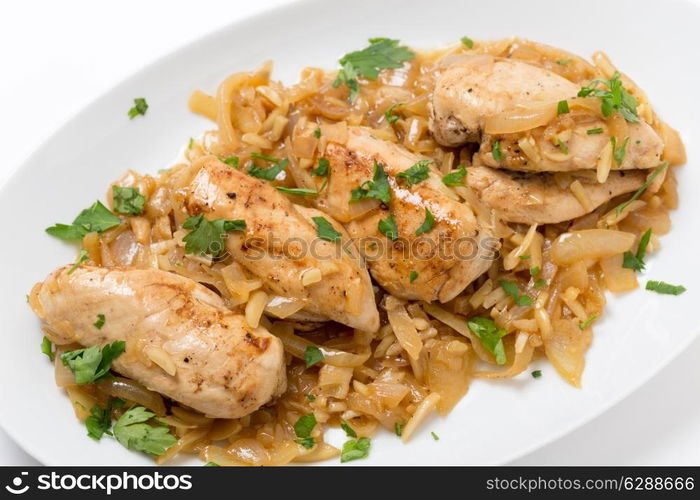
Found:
[1,0,698,466]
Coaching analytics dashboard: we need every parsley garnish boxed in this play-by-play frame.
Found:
[340,420,358,438]
[182,215,246,257]
[340,437,371,463]
[577,72,639,122]
[248,159,288,181]
[93,314,106,330]
[499,280,533,306]
[467,317,507,365]
[460,36,474,49]
[67,249,90,275]
[519,254,531,260]
[394,421,404,437]
[311,157,330,177]
[333,38,415,102]
[60,340,126,385]
[579,314,598,330]
[188,138,195,149]
[313,128,321,139]
[276,186,318,196]
[41,336,54,361]
[587,128,604,135]
[378,214,399,240]
[615,162,668,216]
[492,140,503,162]
[305,393,316,402]
[221,156,240,168]
[556,139,569,154]
[534,278,547,288]
[384,103,403,124]
[531,370,542,378]
[112,186,145,216]
[645,280,686,295]
[415,207,435,235]
[557,100,570,115]
[113,406,177,456]
[46,201,121,240]
[430,432,440,441]
[86,398,121,441]
[350,160,391,204]
[304,345,324,368]
[556,59,571,66]
[396,160,431,187]
[205,462,220,467]
[622,229,652,272]
[409,270,419,283]
[127,98,148,119]
[442,165,467,186]
[611,137,629,167]
[312,216,342,242]
[294,414,317,448]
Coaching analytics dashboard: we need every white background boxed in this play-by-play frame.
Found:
[0,0,698,465]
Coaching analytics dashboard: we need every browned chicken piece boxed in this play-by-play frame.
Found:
[30,266,286,419]
[467,166,646,224]
[319,126,497,303]
[430,55,664,171]
[185,156,379,332]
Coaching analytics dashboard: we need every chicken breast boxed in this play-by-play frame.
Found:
[185,156,379,332]
[467,166,646,224]
[30,266,286,419]
[319,126,497,303]
[430,55,664,171]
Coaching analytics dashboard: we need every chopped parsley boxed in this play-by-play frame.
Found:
[499,280,533,306]
[615,162,668,216]
[311,157,330,177]
[556,139,569,154]
[467,317,507,365]
[304,345,324,368]
[378,214,399,240]
[340,437,371,463]
[611,137,629,167]
[340,420,358,438]
[276,186,318,196]
[645,280,686,295]
[442,165,467,187]
[182,215,246,257]
[67,249,90,275]
[430,432,440,441]
[396,160,431,187]
[556,59,571,66]
[313,127,321,139]
[519,254,531,260]
[127,98,148,119]
[305,393,316,402]
[312,216,342,242]
[415,207,435,235]
[85,403,113,441]
[557,100,570,115]
[46,201,121,240]
[248,158,288,181]
[579,315,597,330]
[351,160,391,204]
[534,278,547,288]
[622,229,652,272]
[577,72,639,122]
[531,370,542,378]
[188,137,195,149]
[492,140,503,162]
[409,270,419,283]
[60,340,126,385]
[460,36,474,49]
[205,462,220,467]
[41,336,54,361]
[333,38,415,102]
[587,128,604,135]
[93,314,106,330]
[221,156,240,168]
[112,186,145,216]
[294,414,317,448]
[530,266,541,277]
[384,103,403,124]
[394,421,404,437]
[113,406,177,456]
